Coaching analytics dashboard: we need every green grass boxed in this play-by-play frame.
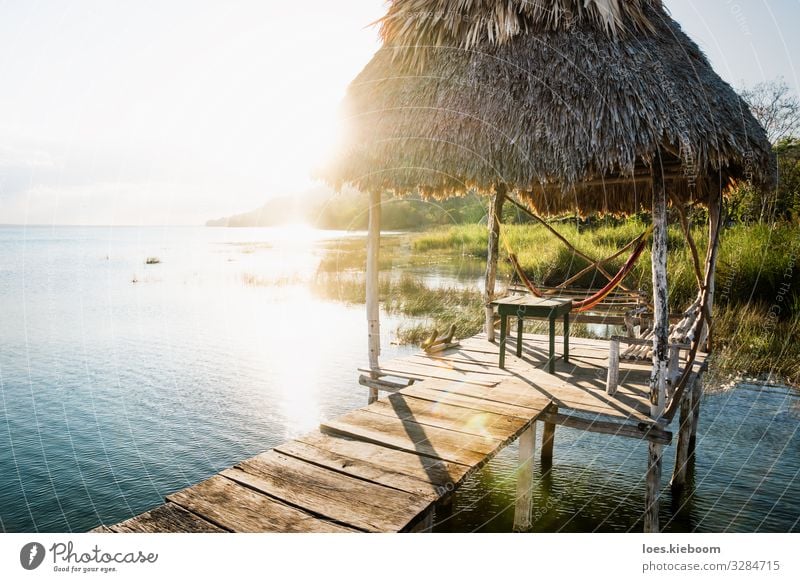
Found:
[413,221,800,315]
[710,303,800,387]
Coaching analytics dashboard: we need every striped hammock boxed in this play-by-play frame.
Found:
[506,229,651,313]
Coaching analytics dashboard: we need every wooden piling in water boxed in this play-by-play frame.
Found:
[671,377,694,490]
[514,422,537,531]
[689,376,704,454]
[644,441,663,533]
[541,413,557,466]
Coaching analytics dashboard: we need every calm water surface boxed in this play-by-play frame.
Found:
[0,226,797,533]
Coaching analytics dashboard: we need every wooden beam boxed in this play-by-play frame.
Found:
[409,508,434,532]
[670,384,694,490]
[650,157,670,419]
[539,412,672,445]
[644,442,663,533]
[513,422,536,531]
[606,336,620,395]
[358,374,412,394]
[541,410,557,466]
[689,375,704,454]
[366,190,382,403]
[485,186,506,341]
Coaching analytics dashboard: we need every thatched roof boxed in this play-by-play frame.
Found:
[322,0,775,215]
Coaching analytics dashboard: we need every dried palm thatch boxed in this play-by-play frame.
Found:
[321,0,775,215]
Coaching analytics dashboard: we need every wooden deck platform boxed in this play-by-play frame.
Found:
[95,332,706,533]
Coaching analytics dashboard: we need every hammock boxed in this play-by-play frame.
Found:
[505,227,652,313]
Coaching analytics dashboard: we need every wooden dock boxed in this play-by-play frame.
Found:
[95,332,706,533]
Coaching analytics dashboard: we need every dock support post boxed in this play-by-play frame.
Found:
[484,186,506,342]
[644,441,663,533]
[689,375,704,454]
[409,508,434,533]
[650,156,669,420]
[541,413,556,469]
[366,190,382,404]
[671,380,694,490]
[513,422,537,531]
[606,336,620,395]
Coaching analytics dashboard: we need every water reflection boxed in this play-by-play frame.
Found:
[0,225,797,533]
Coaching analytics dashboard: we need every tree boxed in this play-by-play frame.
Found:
[740,79,800,144]
[731,80,800,223]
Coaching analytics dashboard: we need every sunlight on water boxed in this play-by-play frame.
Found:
[0,225,797,533]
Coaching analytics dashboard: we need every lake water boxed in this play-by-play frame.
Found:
[0,225,797,533]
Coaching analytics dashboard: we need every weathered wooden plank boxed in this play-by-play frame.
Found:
[499,377,652,420]
[404,354,514,376]
[225,451,431,532]
[421,375,651,421]
[538,412,672,445]
[109,503,224,533]
[275,439,441,500]
[321,410,498,466]
[369,394,530,441]
[419,377,553,412]
[460,334,613,355]
[400,384,539,420]
[372,360,501,386]
[286,431,469,488]
[89,525,114,533]
[167,474,354,533]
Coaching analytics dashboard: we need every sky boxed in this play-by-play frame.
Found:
[0,0,798,226]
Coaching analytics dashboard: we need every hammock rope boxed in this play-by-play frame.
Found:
[503,226,653,313]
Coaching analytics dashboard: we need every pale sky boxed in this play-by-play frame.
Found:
[0,0,797,225]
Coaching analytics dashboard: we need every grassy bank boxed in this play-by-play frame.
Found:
[313,220,799,386]
[414,221,800,312]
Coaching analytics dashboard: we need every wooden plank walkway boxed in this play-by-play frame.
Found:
[367,332,706,426]
[95,332,705,533]
[96,376,551,532]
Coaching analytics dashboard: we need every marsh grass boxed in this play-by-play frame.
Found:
[413,222,799,315]
[710,304,800,387]
[313,272,485,343]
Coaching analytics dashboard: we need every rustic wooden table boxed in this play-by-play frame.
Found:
[492,295,573,373]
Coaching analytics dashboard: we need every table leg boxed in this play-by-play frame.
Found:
[548,316,555,374]
[564,312,570,363]
[499,314,508,369]
[516,315,523,358]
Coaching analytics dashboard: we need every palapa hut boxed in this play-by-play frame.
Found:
[321,0,774,531]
